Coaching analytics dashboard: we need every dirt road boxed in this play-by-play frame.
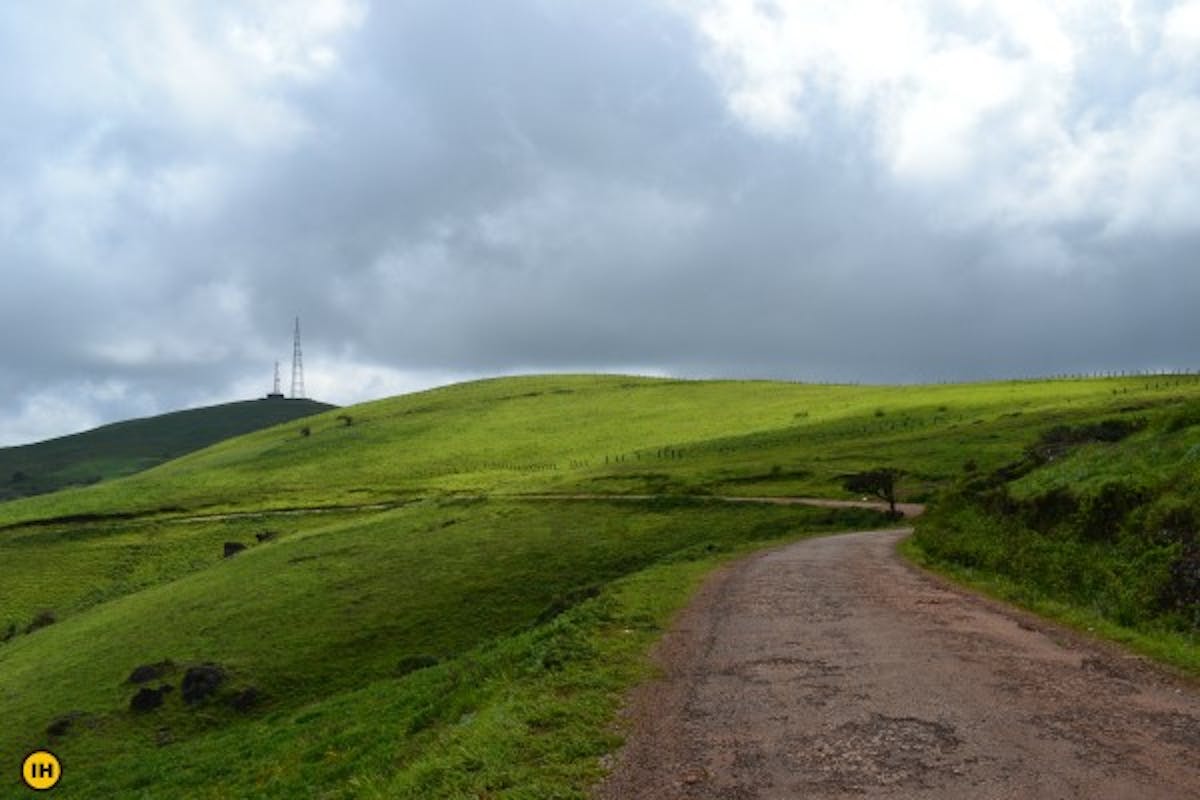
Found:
[595,529,1200,799]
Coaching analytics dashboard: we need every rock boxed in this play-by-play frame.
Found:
[181,664,225,705]
[223,542,247,558]
[130,685,171,713]
[127,660,174,684]
[255,530,277,543]
[229,687,261,712]
[46,711,85,737]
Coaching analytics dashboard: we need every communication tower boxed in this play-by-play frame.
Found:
[266,361,285,400]
[291,317,305,399]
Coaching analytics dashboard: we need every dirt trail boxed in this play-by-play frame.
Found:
[594,529,1200,799]
[161,494,917,525]
[510,494,924,518]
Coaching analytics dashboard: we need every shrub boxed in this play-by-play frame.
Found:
[842,468,903,515]
[1137,497,1200,625]
[1031,418,1146,461]
[1140,496,1198,545]
[1020,487,1079,532]
[25,609,57,633]
[1073,481,1149,542]
[535,584,602,626]
[1161,544,1200,624]
[1163,400,1200,433]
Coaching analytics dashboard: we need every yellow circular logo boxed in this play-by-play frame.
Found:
[21,750,61,791]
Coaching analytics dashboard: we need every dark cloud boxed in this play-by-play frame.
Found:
[1,0,1198,444]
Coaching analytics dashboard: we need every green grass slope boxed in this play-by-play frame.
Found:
[910,392,1200,671]
[0,398,334,503]
[1,373,1192,527]
[2,373,1199,797]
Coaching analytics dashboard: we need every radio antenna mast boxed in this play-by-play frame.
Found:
[290,317,305,399]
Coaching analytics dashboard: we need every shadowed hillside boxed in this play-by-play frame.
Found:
[0,398,334,502]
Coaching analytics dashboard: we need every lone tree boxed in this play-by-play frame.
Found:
[843,468,903,516]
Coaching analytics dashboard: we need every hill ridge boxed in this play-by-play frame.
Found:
[0,397,334,502]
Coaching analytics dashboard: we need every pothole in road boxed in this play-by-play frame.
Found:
[791,714,962,790]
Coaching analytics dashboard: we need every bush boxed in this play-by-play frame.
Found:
[25,609,57,633]
[1161,544,1200,624]
[535,584,602,626]
[1137,496,1200,625]
[1030,418,1146,462]
[1073,481,1149,542]
[1163,400,1200,433]
[1019,487,1079,532]
[1140,496,1198,546]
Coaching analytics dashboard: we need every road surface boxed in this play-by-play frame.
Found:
[595,529,1200,799]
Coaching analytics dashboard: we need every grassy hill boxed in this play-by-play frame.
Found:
[2,373,1199,797]
[0,398,334,503]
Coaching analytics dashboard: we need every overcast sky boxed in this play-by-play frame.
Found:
[2,1,1199,445]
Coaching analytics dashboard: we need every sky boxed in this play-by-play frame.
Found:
[2,0,1199,445]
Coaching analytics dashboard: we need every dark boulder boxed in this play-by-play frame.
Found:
[229,687,261,712]
[128,660,174,684]
[181,664,225,705]
[46,711,85,737]
[130,685,172,713]
[223,542,247,558]
[255,530,277,543]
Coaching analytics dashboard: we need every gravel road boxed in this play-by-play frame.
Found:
[594,529,1200,799]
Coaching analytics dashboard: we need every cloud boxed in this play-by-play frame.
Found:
[1,0,1199,445]
[684,0,1200,234]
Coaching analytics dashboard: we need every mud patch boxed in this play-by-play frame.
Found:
[790,714,961,791]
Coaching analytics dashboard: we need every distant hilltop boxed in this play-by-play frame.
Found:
[0,397,335,503]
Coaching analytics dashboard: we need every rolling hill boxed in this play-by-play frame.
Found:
[0,397,334,503]
[1,373,1198,797]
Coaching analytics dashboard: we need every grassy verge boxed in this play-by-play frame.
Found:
[901,536,1200,676]
[903,403,1200,677]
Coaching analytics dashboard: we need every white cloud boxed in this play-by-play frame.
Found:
[108,0,366,147]
[0,382,157,446]
[682,0,1200,235]
[1162,0,1200,63]
[302,362,472,409]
